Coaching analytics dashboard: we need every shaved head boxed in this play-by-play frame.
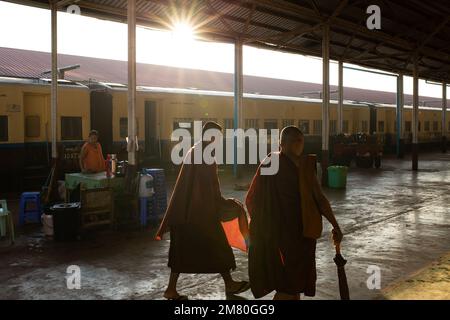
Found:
[202,121,222,135]
[280,126,303,145]
[280,126,304,157]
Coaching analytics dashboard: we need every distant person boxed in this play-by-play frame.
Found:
[156,121,250,300]
[79,130,106,173]
[246,126,343,300]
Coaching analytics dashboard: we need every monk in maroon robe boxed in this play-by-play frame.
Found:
[156,121,250,300]
[246,126,343,300]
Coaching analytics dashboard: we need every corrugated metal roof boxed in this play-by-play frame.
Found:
[5,0,450,82]
[0,46,447,108]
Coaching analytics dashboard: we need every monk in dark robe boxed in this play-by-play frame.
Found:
[246,126,343,300]
[156,121,250,300]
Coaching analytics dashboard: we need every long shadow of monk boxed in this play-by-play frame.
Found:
[226,294,248,300]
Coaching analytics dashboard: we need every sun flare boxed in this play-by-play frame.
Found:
[171,22,195,43]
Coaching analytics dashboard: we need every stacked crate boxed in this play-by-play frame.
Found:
[142,168,167,224]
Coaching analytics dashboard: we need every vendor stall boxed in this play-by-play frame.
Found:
[65,172,124,231]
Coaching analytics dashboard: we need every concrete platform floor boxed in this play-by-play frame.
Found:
[0,152,449,300]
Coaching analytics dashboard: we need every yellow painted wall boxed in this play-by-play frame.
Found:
[2,82,449,147]
[0,83,90,143]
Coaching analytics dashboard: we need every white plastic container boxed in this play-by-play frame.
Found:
[41,214,54,237]
[139,174,155,198]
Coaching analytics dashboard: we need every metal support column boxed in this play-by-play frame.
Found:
[337,61,343,134]
[233,38,243,178]
[412,60,419,171]
[127,0,137,166]
[321,25,330,186]
[51,1,58,160]
[396,74,404,158]
[442,82,447,153]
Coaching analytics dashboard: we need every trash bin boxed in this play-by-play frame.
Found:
[327,166,348,189]
[51,202,81,241]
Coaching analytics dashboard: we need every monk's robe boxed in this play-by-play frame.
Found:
[246,151,317,298]
[156,144,248,273]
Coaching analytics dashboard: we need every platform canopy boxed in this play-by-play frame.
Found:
[7,0,450,83]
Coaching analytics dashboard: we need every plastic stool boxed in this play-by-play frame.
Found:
[19,192,42,225]
[139,197,157,227]
[0,200,15,244]
[139,197,148,227]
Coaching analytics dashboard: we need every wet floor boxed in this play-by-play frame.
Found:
[0,153,449,300]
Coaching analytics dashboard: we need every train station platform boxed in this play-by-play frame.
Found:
[0,152,449,299]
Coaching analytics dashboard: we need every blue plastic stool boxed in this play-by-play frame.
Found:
[19,192,42,225]
[141,169,167,217]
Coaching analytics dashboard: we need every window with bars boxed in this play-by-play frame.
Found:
[61,117,82,140]
[378,121,385,133]
[223,118,234,130]
[200,118,218,125]
[245,119,259,130]
[343,120,349,133]
[282,119,294,127]
[264,119,278,130]
[173,118,193,135]
[120,118,139,137]
[424,121,430,131]
[120,118,128,138]
[299,120,310,134]
[330,120,337,134]
[361,120,368,133]
[433,121,438,132]
[312,120,321,135]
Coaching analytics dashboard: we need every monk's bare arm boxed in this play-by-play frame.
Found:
[312,174,343,242]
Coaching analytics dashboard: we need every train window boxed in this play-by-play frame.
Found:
[200,118,218,125]
[264,119,278,130]
[361,120,368,133]
[245,119,259,130]
[282,119,294,127]
[120,118,128,138]
[405,121,412,132]
[0,116,7,142]
[299,120,310,134]
[223,119,234,130]
[313,120,321,135]
[330,120,337,134]
[424,121,430,132]
[25,116,40,138]
[173,118,193,135]
[378,121,385,133]
[418,121,421,132]
[448,121,450,131]
[61,117,82,140]
[433,121,438,132]
[343,120,349,133]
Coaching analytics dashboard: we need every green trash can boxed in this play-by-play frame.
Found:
[327,166,348,189]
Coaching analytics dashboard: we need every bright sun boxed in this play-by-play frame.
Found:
[171,22,195,43]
